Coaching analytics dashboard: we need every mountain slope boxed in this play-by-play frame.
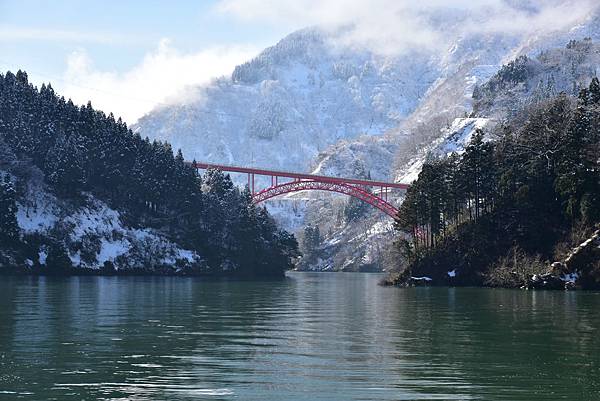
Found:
[0,71,298,276]
[134,28,439,173]
[302,12,600,272]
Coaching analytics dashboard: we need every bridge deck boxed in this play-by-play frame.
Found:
[192,162,409,190]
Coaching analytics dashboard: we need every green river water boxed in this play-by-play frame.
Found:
[1,272,599,400]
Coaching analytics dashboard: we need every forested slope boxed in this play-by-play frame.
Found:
[0,70,298,276]
[392,78,600,289]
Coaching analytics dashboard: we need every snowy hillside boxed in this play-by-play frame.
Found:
[0,164,206,271]
[396,118,492,185]
[474,38,600,118]
[310,31,521,182]
[8,167,204,272]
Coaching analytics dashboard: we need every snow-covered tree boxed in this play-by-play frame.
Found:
[0,175,19,242]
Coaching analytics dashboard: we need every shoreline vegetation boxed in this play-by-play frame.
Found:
[387,77,600,290]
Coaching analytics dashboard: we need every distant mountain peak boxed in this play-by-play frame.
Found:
[232,28,328,84]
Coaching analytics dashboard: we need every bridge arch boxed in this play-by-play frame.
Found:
[252,180,400,219]
[192,162,408,220]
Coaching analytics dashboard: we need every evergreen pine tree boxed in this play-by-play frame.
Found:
[589,77,600,104]
[44,133,86,196]
[344,195,369,222]
[0,175,19,243]
[45,241,72,273]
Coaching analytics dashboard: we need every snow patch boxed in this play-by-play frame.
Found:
[176,249,196,263]
[65,199,122,238]
[38,249,47,265]
[17,200,58,233]
[69,251,81,267]
[561,272,579,283]
[97,238,131,265]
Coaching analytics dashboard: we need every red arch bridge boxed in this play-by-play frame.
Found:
[192,162,409,220]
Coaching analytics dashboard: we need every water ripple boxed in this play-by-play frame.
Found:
[1,273,600,400]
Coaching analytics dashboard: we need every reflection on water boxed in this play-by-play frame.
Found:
[1,273,600,400]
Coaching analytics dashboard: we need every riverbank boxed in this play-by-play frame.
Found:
[383,227,600,290]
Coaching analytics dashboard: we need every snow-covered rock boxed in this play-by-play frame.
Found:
[475,37,600,118]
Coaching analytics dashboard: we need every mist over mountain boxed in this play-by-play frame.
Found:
[134,28,438,173]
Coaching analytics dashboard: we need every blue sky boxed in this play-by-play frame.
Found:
[0,1,287,75]
[0,0,291,122]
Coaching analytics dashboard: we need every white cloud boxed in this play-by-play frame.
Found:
[25,0,597,124]
[216,0,598,55]
[0,25,143,45]
[58,39,260,124]
[474,1,596,34]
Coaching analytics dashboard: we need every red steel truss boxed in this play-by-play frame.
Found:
[192,162,409,219]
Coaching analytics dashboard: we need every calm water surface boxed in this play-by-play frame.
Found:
[1,272,600,400]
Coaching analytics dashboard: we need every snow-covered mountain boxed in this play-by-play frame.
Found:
[134,8,600,271]
[134,28,439,173]
[474,38,600,118]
